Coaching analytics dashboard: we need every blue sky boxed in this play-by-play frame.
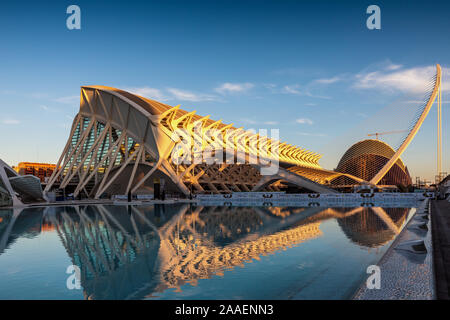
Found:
[0,0,449,180]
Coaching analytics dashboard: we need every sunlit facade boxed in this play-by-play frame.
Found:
[14,162,56,183]
[45,86,367,199]
[335,139,412,187]
[43,69,443,200]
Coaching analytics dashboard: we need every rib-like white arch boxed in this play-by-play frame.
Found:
[370,64,442,185]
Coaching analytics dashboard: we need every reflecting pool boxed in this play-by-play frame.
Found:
[0,203,416,299]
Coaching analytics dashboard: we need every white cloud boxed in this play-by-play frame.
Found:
[314,76,341,84]
[54,95,79,104]
[124,86,220,102]
[385,63,403,71]
[283,84,302,95]
[1,118,20,125]
[356,112,368,118]
[239,119,278,126]
[215,82,254,95]
[39,105,59,112]
[353,65,450,94]
[297,132,326,137]
[167,88,218,102]
[125,87,169,101]
[296,118,313,125]
[240,118,257,125]
[281,84,330,99]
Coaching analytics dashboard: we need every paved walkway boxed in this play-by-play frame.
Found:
[354,200,434,300]
[431,199,450,299]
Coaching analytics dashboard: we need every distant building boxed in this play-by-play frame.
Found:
[14,162,56,183]
[0,159,46,206]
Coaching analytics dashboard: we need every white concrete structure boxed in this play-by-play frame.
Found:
[44,86,342,199]
[0,159,45,207]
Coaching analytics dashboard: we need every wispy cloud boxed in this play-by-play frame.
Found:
[1,118,20,125]
[125,86,220,102]
[263,121,278,125]
[314,76,342,84]
[54,95,79,104]
[385,63,403,71]
[39,105,59,112]
[263,83,277,89]
[356,112,368,118]
[125,87,169,101]
[353,64,450,94]
[283,85,302,95]
[297,132,326,137]
[240,118,257,125]
[167,88,218,102]
[296,118,313,125]
[215,82,254,95]
[239,118,279,126]
[281,84,331,99]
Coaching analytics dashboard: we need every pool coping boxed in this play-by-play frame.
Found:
[353,199,435,300]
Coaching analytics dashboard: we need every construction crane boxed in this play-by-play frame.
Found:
[367,130,408,140]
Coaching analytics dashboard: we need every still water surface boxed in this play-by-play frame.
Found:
[0,204,415,299]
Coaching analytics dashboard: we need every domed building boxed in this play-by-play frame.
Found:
[337,207,409,248]
[334,139,412,187]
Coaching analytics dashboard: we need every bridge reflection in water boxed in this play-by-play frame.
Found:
[0,204,411,299]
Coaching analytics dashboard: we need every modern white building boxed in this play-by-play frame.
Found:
[0,159,45,207]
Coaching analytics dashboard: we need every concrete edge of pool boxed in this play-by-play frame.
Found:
[353,199,434,300]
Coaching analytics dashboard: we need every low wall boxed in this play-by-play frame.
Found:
[193,192,431,207]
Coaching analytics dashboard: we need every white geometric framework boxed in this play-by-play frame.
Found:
[0,159,45,206]
[45,86,346,198]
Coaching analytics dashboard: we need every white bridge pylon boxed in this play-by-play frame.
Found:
[370,64,442,185]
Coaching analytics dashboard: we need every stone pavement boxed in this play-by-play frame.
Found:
[431,199,450,300]
[354,200,434,300]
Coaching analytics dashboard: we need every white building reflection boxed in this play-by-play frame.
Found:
[0,204,410,299]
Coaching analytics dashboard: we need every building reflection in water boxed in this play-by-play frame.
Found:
[0,204,411,299]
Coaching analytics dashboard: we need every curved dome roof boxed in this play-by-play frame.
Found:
[336,139,406,172]
[83,85,234,130]
[84,85,176,116]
